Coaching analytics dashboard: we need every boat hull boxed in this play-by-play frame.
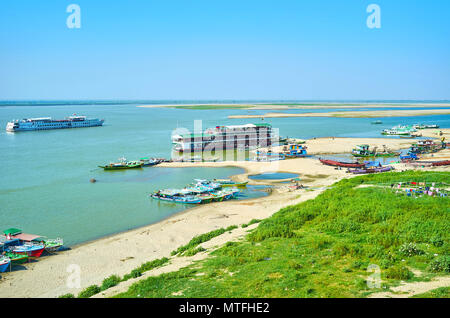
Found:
[319,159,365,168]
[99,164,143,170]
[5,253,28,264]
[0,261,10,273]
[12,246,45,258]
[352,153,399,158]
[219,182,248,187]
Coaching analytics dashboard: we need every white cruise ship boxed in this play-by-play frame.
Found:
[172,123,276,152]
[6,115,104,132]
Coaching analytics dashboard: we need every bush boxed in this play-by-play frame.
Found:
[399,243,424,257]
[385,266,414,280]
[183,247,206,257]
[172,226,238,256]
[242,219,262,228]
[78,285,101,298]
[429,256,450,273]
[430,236,444,247]
[138,257,169,272]
[123,269,142,281]
[58,293,75,298]
[101,275,121,291]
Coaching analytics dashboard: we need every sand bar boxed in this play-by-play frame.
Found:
[228,109,450,119]
[138,103,450,110]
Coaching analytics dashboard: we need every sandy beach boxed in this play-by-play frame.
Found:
[1,133,448,298]
[228,109,450,119]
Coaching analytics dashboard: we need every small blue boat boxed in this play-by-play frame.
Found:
[0,256,11,273]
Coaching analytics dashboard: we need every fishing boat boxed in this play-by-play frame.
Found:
[319,158,366,168]
[349,166,394,174]
[4,252,28,264]
[381,129,411,136]
[99,157,144,170]
[39,238,64,252]
[213,179,248,187]
[138,157,160,166]
[351,145,399,158]
[3,228,64,253]
[413,124,439,129]
[371,120,382,124]
[150,190,202,204]
[412,160,450,167]
[8,243,45,258]
[151,179,240,205]
[0,256,11,273]
[381,125,416,136]
[400,153,418,161]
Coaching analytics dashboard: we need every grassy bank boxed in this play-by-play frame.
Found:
[115,171,449,298]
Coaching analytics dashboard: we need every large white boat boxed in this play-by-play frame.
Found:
[6,115,104,132]
[172,123,276,152]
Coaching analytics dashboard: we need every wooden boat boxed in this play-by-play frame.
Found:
[319,158,365,168]
[9,244,45,258]
[349,166,394,174]
[99,157,144,170]
[430,160,450,167]
[400,153,418,161]
[150,191,202,204]
[351,144,399,158]
[3,228,63,253]
[213,179,248,187]
[99,162,143,170]
[4,252,28,264]
[0,256,11,273]
[137,157,161,167]
[40,238,64,252]
[413,124,439,129]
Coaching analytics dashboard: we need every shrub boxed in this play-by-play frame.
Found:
[122,269,142,281]
[242,219,262,228]
[101,275,121,291]
[78,285,101,298]
[429,256,450,273]
[385,266,413,280]
[399,243,424,257]
[430,236,444,247]
[58,293,75,298]
[183,247,206,257]
[138,257,169,272]
[172,226,238,256]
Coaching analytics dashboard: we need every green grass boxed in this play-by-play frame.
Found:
[171,225,238,256]
[115,171,449,298]
[411,287,450,298]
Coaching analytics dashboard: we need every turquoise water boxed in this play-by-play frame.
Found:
[0,103,448,246]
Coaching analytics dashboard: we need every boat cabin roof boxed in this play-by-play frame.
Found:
[3,228,22,236]
[12,233,42,242]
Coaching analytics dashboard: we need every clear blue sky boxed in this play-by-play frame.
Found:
[0,0,449,100]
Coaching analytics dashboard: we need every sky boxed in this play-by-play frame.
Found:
[0,0,449,100]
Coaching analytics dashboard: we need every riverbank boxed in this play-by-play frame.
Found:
[0,157,346,298]
[0,134,448,298]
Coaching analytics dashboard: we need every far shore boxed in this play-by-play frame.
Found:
[137,102,450,110]
[0,132,448,298]
[228,108,450,119]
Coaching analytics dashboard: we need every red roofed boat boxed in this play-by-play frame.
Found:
[431,160,450,167]
[319,158,366,168]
